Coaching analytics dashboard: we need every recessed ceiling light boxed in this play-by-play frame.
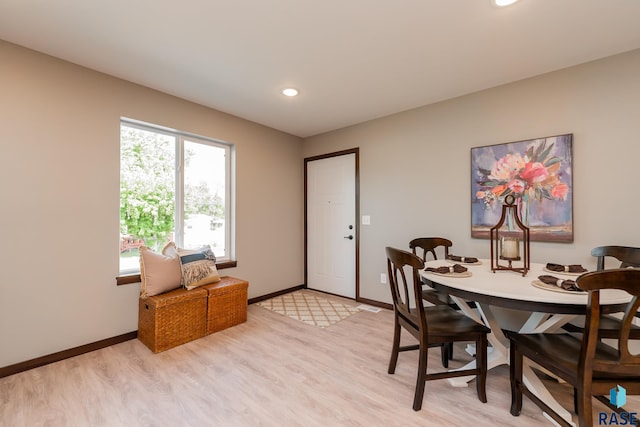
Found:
[493,0,519,6]
[281,88,299,97]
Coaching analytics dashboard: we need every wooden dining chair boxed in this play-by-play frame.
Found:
[562,245,640,338]
[410,237,473,364]
[385,246,490,411]
[593,245,640,329]
[592,245,640,271]
[506,268,640,427]
[409,237,454,307]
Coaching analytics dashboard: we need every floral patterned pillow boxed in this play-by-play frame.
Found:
[177,245,221,290]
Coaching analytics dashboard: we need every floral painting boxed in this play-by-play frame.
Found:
[471,134,573,242]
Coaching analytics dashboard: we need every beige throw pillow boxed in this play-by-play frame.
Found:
[139,242,182,297]
[178,245,221,290]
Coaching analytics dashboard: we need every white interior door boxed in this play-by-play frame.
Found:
[306,153,356,298]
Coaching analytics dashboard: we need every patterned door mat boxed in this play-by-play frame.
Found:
[256,291,361,328]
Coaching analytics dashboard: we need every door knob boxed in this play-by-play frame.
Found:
[344,235,354,240]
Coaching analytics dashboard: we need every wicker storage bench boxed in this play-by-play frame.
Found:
[138,287,208,353]
[202,276,249,334]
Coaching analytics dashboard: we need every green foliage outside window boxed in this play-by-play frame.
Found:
[120,126,226,252]
[120,127,175,250]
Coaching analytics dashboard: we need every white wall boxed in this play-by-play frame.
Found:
[0,40,304,367]
[303,49,640,304]
[2,39,639,368]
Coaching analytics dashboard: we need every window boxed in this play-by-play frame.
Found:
[119,119,233,275]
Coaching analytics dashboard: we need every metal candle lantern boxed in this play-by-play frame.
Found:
[490,194,530,276]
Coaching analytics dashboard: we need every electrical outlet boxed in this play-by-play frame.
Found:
[380,273,387,284]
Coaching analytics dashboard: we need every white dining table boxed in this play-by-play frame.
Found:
[420,259,632,426]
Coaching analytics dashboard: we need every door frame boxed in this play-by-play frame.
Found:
[304,148,360,300]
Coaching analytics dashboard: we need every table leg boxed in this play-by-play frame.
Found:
[447,299,508,387]
[519,312,576,334]
[520,312,549,332]
[519,313,576,383]
[523,361,576,426]
[519,313,577,425]
[445,298,578,427]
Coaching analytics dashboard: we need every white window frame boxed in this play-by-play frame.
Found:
[119,118,234,275]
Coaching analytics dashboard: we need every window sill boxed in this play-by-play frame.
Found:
[116,260,238,286]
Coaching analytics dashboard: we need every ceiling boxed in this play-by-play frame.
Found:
[1,1,640,138]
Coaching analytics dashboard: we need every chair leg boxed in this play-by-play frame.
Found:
[388,315,401,374]
[413,341,428,411]
[509,340,523,416]
[475,334,488,403]
[439,342,454,368]
[440,343,449,368]
[576,384,593,427]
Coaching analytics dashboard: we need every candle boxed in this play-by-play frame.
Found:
[502,238,520,259]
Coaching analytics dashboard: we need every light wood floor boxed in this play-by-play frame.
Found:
[1,290,636,426]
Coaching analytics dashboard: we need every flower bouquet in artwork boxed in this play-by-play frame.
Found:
[471,134,573,242]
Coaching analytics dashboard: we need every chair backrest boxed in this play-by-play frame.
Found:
[591,245,640,270]
[385,246,426,328]
[577,269,640,376]
[409,237,452,262]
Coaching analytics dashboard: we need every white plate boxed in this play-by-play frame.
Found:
[531,279,586,294]
[424,269,472,278]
